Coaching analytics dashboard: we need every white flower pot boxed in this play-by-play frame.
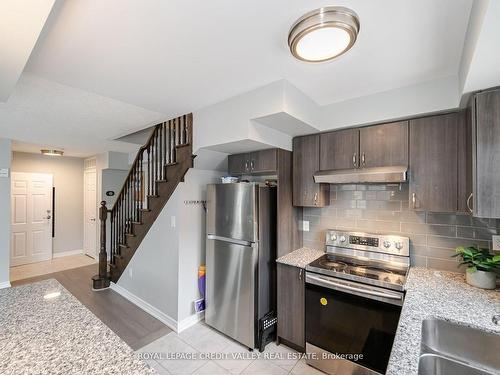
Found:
[466,269,497,290]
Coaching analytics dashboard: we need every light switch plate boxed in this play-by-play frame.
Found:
[301,220,310,232]
[171,216,176,228]
[0,168,9,178]
[492,235,500,251]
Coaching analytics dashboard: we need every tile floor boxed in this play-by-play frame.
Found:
[137,322,324,375]
[10,254,97,281]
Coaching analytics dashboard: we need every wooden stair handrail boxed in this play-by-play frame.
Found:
[92,113,193,289]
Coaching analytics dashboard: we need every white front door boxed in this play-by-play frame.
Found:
[84,169,97,258]
[10,172,53,267]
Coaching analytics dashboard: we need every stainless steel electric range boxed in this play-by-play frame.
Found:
[305,230,410,375]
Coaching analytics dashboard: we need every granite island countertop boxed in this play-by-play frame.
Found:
[387,267,500,375]
[0,279,155,375]
[276,247,324,268]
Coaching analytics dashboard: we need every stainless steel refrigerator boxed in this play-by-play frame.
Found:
[205,182,276,349]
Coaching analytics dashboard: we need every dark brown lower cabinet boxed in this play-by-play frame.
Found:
[277,263,305,352]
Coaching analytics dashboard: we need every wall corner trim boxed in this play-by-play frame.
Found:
[110,282,178,332]
[0,281,11,289]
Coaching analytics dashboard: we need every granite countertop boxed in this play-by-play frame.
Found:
[276,247,324,268]
[387,267,500,375]
[0,279,155,375]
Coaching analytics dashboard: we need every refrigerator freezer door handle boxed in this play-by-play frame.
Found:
[207,234,253,247]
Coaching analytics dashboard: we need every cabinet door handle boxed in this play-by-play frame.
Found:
[314,193,318,206]
[245,161,249,171]
[361,153,366,167]
[250,160,254,171]
[412,192,417,209]
[352,153,357,167]
[466,192,473,213]
[299,269,303,281]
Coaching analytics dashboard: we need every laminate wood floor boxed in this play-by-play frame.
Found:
[11,264,172,350]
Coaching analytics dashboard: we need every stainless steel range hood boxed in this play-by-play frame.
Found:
[314,166,407,184]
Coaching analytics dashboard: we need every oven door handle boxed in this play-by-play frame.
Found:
[306,274,403,302]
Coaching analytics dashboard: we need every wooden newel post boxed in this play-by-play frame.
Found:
[92,201,110,290]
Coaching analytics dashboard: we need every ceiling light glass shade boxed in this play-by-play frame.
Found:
[41,149,64,156]
[288,6,360,63]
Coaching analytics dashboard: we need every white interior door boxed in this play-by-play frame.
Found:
[84,169,97,258]
[11,172,53,267]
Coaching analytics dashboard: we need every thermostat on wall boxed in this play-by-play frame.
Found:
[106,191,115,197]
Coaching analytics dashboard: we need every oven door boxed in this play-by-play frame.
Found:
[305,273,403,375]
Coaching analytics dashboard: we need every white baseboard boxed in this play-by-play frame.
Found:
[110,282,178,332]
[52,249,84,258]
[0,281,11,289]
[178,311,205,332]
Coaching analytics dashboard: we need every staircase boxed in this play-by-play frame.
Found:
[92,114,194,289]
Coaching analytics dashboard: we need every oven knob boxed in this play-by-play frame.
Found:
[395,242,404,250]
[330,234,337,241]
[339,235,347,243]
[383,241,391,248]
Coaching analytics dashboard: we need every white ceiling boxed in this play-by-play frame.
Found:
[0,0,483,157]
[0,74,164,157]
[26,0,473,113]
[0,0,55,101]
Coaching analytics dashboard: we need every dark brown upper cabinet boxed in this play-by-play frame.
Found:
[359,121,408,168]
[320,129,359,170]
[249,148,277,174]
[228,153,249,175]
[293,134,329,207]
[320,122,408,171]
[409,113,462,212]
[228,149,277,175]
[472,88,500,218]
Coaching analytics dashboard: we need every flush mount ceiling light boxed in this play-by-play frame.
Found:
[41,149,64,156]
[288,6,360,63]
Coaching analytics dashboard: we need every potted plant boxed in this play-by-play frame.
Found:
[453,246,500,289]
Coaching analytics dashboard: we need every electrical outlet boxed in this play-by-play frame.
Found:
[302,220,310,232]
[492,235,500,251]
[171,215,176,228]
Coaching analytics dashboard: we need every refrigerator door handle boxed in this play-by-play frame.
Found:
[207,234,253,247]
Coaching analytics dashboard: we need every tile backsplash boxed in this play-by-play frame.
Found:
[302,184,500,272]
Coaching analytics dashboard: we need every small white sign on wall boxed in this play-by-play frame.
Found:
[0,168,10,178]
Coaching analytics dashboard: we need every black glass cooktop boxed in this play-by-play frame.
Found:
[307,254,407,288]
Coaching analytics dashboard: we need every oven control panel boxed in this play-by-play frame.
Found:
[326,230,409,257]
[349,235,379,247]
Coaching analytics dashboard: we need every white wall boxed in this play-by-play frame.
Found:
[0,139,12,287]
[117,168,224,329]
[101,169,127,207]
[117,185,181,320]
[318,76,461,130]
[462,0,500,92]
[177,169,224,323]
[193,76,464,155]
[11,152,84,254]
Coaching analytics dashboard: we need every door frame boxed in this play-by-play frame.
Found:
[83,166,98,259]
[10,172,54,267]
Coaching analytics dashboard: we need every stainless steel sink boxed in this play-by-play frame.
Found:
[419,354,492,375]
[418,318,500,375]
